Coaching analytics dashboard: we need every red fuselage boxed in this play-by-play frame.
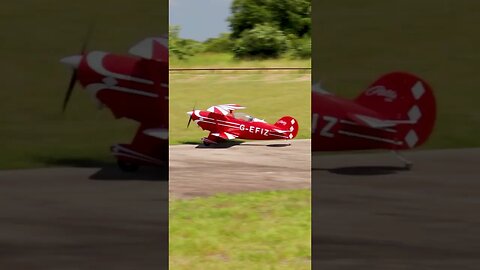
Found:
[190,110,296,141]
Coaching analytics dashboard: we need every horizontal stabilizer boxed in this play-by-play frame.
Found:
[273,128,289,134]
[353,114,416,129]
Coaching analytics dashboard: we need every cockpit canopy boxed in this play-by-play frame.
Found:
[234,112,266,123]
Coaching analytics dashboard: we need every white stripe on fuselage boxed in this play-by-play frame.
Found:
[87,51,154,85]
[86,83,158,98]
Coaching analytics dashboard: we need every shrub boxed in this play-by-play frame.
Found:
[233,24,288,59]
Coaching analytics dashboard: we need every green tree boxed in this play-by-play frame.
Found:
[228,0,311,38]
[169,25,204,60]
[233,24,288,59]
[203,33,234,53]
[287,36,311,59]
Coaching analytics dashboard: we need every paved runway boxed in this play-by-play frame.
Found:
[313,148,480,269]
[0,166,168,270]
[2,144,479,269]
[169,139,311,199]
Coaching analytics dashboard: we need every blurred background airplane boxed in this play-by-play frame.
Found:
[60,36,168,171]
[311,72,436,168]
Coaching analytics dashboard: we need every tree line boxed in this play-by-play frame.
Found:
[170,0,311,60]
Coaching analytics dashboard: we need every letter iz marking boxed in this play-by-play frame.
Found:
[320,116,337,138]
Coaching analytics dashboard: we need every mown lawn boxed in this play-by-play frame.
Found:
[170,189,311,270]
[169,70,311,144]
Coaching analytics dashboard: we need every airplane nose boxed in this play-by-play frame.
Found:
[60,55,82,69]
[186,111,193,116]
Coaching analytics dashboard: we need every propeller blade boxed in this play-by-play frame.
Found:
[62,69,77,112]
[187,114,193,128]
[187,105,196,128]
[61,25,94,113]
[81,23,94,54]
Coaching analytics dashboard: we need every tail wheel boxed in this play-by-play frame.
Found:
[117,160,139,172]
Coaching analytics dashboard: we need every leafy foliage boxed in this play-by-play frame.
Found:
[203,33,235,53]
[288,36,311,59]
[233,24,289,59]
[169,25,204,60]
[229,0,311,38]
[228,0,311,58]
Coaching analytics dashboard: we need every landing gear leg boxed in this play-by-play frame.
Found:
[392,151,412,170]
[117,160,139,172]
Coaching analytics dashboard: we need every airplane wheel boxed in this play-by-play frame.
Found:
[117,160,139,172]
[203,141,210,146]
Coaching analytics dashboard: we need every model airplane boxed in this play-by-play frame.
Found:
[187,104,299,145]
[60,37,168,171]
[312,72,436,168]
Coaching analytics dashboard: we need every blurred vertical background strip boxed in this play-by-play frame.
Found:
[0,0,168,269]
[312,1,480,269]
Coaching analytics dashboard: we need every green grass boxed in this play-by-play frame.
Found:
[170,71,311,144]
[170,189,311,270]
[171,52,311,68]
[0,0,167,169]
[312,0,480,149]
[170,53,311,145]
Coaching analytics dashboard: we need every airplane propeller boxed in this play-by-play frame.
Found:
[187,105,196,128]
[61,26,93,112]
[62,66,79,112]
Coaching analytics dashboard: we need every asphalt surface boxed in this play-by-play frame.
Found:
[169,139,311,199]
[2,144,479,269]
[313,148,480,269]
[0,166,168,270]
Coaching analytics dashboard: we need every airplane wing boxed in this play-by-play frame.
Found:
[143,128,168,139]
[207,104,245,115]
[312,82,334,95]
[129,37,168,62]
[210,131,238,140]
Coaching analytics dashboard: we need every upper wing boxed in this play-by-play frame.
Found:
[129,37,168,62]
[206,104,245,115]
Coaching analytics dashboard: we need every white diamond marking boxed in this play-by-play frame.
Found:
[411,81,425,100]
[405,130,419,148]
[408,105,421,122]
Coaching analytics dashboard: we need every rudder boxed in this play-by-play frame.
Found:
[355,72,436,149]
[274,116,299,139]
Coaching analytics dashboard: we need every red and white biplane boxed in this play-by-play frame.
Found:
[312,72,436,168]
[187,104,299,145]
[60,37,168,171]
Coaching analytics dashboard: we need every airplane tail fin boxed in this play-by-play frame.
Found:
[274,116,299,139]
[355,72,436,149]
